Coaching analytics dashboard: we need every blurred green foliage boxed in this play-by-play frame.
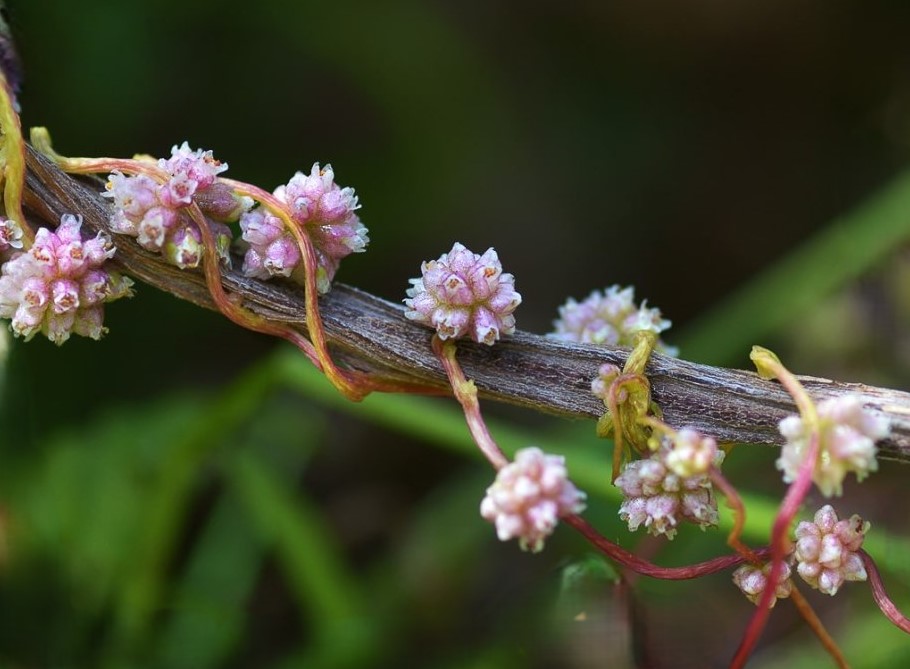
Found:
[3,1,910,667]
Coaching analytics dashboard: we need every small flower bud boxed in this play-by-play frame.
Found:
[733,561,793,607]
[194,181,252,222]
[480,447,586,552]
[163,224,203,269]
[159,173,198,208]
[0,217,24,253]
[590,363,621,401]
[159,141,228,191]
[665,429,719,478]
[275,163,359,226]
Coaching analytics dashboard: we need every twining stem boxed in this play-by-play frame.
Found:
[788,586,850,669]
[751,346,819,425]
[0,69,29,245]
[25,141,333,375]
[219,178,369,401]
[861,550,910,634]
[431,335,508,470]
[710,468,759,564]
[181,200,326,371]
[728,348,827,669]
[730,431,820,669]
[564,514,770,579]
[606,376,626,481]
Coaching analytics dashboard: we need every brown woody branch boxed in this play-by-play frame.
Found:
[20,145,910,463]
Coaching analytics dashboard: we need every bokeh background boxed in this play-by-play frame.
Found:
[2,1,910,667]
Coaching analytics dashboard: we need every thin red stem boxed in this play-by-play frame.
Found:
[730,431,819,669]
[432,336,509,470]
[564,513,770,579]
[710,468,759,564]
[788,586,849,669]
[861,549,910,634]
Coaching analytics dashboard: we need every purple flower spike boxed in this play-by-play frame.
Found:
[404,242,521,345]
[480,447,586,553]
[0,214,133,344]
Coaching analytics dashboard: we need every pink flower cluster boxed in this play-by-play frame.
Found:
[794,504,868,596]
[480,447,586,552]
[664,428,719,478]
[550,285,676,354]
[732,561,793,607]
[777,395,890,497]
[0,214,133,344]
[240,163,368,294]
[103,142,241,269]
[404,242,521,345]
[615,441,723,539]
[0,216,23,254]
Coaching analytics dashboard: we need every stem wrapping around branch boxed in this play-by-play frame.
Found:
[19,144,910,464]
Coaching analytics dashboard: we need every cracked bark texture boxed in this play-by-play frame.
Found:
[19,144,910,464]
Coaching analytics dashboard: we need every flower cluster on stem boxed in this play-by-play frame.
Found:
[550,284,676,354]
[777,394,890,497]
[240,163,368,294]
[480,447,586,552]
[404,242,521,345]
[0,214,132,343]
[794,504,868,596]
[615,438,723,539]
[103,142,242,269]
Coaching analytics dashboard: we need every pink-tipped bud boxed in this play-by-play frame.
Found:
[163,224,203,270]
[103,172,159,221]
[159,141,228,191]
[665,429,719,478]
[733,561,793,607]
[590,363,621,401]
[194,181,252,222]
[0,217,24,253]
[276,163,359,226]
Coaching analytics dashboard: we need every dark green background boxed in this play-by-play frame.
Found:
[2,1,910,667]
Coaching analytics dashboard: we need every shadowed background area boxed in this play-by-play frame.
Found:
[2,1,910,667]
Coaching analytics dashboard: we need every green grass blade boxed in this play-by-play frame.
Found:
[676,170,910,365]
